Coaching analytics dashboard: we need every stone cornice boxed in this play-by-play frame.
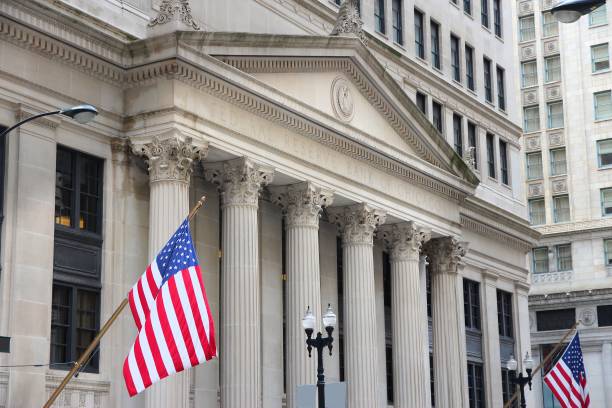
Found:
[529,288,612,306]
[535,218,612,238]
[461,214,535,253]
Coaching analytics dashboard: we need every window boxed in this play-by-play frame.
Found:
[464,0,472,15]
[481,0,489,27]
[433,100,443,132]
[486,133,496,178]
[463,279,481,331]
[497,66,506,110]
[484,57,493,103]
[454,114,464,157]
[533,247,549,273]
[553,195,570,223]
[602,188,612,216]
[527,152,543,180]
[416,92,428,115]
[383,253,393,404]
[523,106,540,132]
[375,0,386,33]
[52,147,103,372]
[468,122,478,169]
[521,61,538,88]
[499,140,509,184]
[555,243,572,271]
[536,309,575,331]
[589,4,607,26]
[497,290,513,339]
[545,55,561,82]
[493,0,502,37]
[467,362,485,408]
[529,199,546,225]
[542,12,559,37]
[519,16,536,42]
[466,45,475,91]
[414,9,425,59]
[598,305,612,326]
[392,0,403,45]
[451,35,461,82]
[594,91,612,120]
[591,44,610,72]
[598,139,612,167]
[605,239,612,266]
[431,20,441,69]
[501,369,518,408]
[547,102,564,129]
[550,148,567,175]
[0,127,5,279]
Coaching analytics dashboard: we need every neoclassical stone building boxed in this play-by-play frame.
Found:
[0,0,539,407]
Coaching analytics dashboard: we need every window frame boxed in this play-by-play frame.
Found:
[431,20,441,69]
[597,304,612,327]
[591,43,610,73]
[484,57,493,103]
[594,90,612,121]
[550,147,567,176]
[453,114,464,157]
[547,101,564,129]
[375,0,386,34]
[523,106,540,133]
[467,362,486,408]
[536,309,576,331]
[451,34,461,82]
[432,100,444,133]
[545,55,561,83]
[497,66,506,111]
[519,15,536,42]
[528,198,546,225]
[463,279,482,332]
[497,290,514,339]
[553,194,570,223]
[598,138,612,168]
[532,247,549,273]
[601,187,612,216]
[499,139,509,185]
[464,0,472,15]
[481,0,489,28]
[486,133,496,178]
[414,8,425,59]
[521,60,538,88]
[392,0,404,45]
[555,243,572,271]
[589,4,608,26]
[493,0,502,37]
[526,151,543,180]
[416,92,428,115]
[542,11,559,37]
[466,44,475,91]
[604,238,612,266]
[468,122,478,169]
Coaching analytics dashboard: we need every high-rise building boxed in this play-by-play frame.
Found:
[512,0,612,407]
[0,1,538,407]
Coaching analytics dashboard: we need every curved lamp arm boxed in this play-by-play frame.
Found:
[0,104,98,138]
[0,110,61,138]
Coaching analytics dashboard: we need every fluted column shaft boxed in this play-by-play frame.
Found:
[603,342,612,408]
[206,158,273,408]
[329,204,386,408]
[425,237,468,408]
[272,183,333,408]
[381,223,431,408]
[132,135,207,408]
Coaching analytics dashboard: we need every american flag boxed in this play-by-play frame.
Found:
[123,219,216,397]
[544,333,590,408]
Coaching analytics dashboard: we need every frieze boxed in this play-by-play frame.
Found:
[543,39,560,56]
[532,270,572,284]
[520,45,537,61]
[551,177,568,194]
[522,89,539,106]
[519,0,534,16]
[528,182,544,197]
[525,135,541,151]
[45,374,110,408]
[545,84,562,101]
[460,214,534,252]
[548,132,564,147]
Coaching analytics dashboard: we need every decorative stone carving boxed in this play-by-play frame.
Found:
[543,39,559,55]
[380,222,431,261]
[271,182,334,228]
[330,0,367,45]
[149,0,200,30]
[551,178,568,194]
[528,182,544,197]
[131,136,207,184]
[521,45,536,60]
[541,0,554,11]
[205,157,274,208]
[579,308,596,326]
[463,146,477,171]
[519,0,534,16]
[523,89,539,105]
[424,237,468,274]
[532,270,572,283]
[546,84,562,101]
[549,132,565,147]
[331,76,355,122]
[328,203,386,246]
[525,136,541,151]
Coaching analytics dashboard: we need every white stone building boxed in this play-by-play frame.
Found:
[512,0,612,407]
[0,0,539,407]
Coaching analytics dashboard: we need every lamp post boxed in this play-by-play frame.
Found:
[552,0,607,23]
[507,352,535,408]
[302,304,337,408]
[0,104,98,138]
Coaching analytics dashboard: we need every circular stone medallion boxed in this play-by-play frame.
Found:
[331,76,355,122]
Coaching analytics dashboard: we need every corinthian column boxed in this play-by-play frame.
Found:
[131,135,208,408]
[424,237,469,408]
[380,223,431,408]
[271,182,333,408]
[328,204,386,408]
[205,157,273,408]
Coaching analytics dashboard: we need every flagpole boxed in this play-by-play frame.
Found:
[502,320,580,408]
[43,196,207,408]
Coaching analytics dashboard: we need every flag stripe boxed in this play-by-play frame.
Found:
[184,268,213,360]
[128,290,142,331]
[175,271,206,363]
[156,285,185,373]
[133,337,152,389]
[143,314,168,380]
[544,333,590,408]
[161,284,192,369]
[167,274,200,367]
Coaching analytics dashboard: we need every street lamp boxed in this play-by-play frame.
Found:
[302,304,337,408]
[0,104,98,138]
[507,352,535,408]
[552,0,607,23]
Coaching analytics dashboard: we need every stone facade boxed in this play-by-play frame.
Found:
[511,1,612,406]
[0,1,539,407]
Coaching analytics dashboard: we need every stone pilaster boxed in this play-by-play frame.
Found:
[131,135,207,408]
[328,204,386,408]
[271,182,333,408]
[205,157,273,408]
[380,223,431,408]
[424,237,469,408]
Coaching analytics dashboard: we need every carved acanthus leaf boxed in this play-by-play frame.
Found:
[205,158,274,207]
[330,0,367,45]
[271,182,334,228]
[380,222,431,261]
[149,0,201,30]
[424,237,469,274]
[328,203,386,246]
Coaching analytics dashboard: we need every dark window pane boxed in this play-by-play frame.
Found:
[484,58,493,103]
[55,148,74,227]
[392,0,403,44]
[433,101,443,132]
[431,21,441,69]
[468,362,486,408]
[536,309,575,331]
[430,353,435,406]
[416,92,428,115]
[464,279,481,331]
[494,0,502,37]
[464,0,472,15]
[497,290,513,338]
[500,140,509,185]
[597,305,612,327]
[454,114,464,157]
[487,133,496,178]
[386,346,394,403]
[375,0,386,33]
[414,9,425,59]
[466,46,475,91]
[468,122,478,169]
[451,35,461,81]
[497,66,506,110]
[50,285,71,366]
[481,0,489,27]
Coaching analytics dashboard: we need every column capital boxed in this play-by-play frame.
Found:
[270,182,334,229]
[379,222,431,262]
[131,135,207,184]
[424,237,469,275]
[328,203,386,246]
[204,157,274,208]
